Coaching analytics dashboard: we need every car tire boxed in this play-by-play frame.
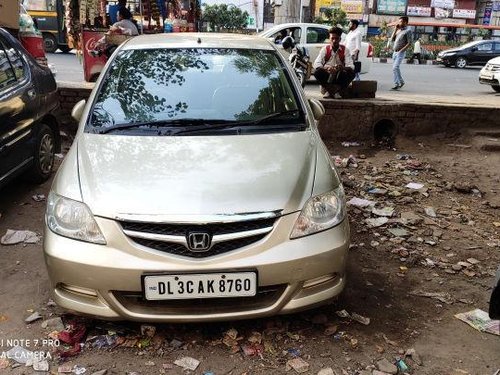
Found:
[493,86,500,93]
[455,57,467,69]
[26,124,56,183]
[43,33,58,53]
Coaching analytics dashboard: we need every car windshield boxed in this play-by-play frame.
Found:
[459,41,482,49]
[86,48,305,134]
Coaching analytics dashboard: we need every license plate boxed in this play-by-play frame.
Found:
[143,272,257,300]
[482,73,493,79]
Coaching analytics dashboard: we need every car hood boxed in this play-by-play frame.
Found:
[77,132,318,219]
[486,56,500,65]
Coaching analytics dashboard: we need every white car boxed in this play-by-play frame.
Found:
[479,56,500,93]
[259,23,373,75]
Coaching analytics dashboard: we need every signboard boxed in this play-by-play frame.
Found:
[316,0,342,14]
[376,0,407,15]
[407,6,432,16]
[430,0,455,9]
[341,0,363,13]
[493,1,500,11]
[483,3,492,25]
[435,7,452,18]
[452,9,476,19]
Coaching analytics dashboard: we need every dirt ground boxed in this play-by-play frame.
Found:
[0,131,499,375]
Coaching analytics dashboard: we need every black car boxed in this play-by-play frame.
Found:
[0,28,60,189]
[437,40,500,69]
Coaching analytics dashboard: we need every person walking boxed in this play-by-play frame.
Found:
[313,27,355,98]
[411,38,421,64]
[345,19,362,80]
[390,16,412,90]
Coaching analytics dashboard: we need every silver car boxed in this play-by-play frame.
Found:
[44,33,350,322]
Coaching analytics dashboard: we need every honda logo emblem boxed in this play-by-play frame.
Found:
[187,232,212,252]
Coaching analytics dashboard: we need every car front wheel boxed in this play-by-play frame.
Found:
[26,124,56,183]
[455,57,467,69]
[493,85,500,93]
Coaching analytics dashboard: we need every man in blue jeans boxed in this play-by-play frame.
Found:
[390,16,412,90]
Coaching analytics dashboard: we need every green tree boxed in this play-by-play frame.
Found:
[313,7,348,28]
[202,4,249,32]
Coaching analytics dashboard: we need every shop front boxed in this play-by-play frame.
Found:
[64,0,201,81]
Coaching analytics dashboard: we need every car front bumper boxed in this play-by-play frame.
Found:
[479,71,500,86]
[44,213,350,322]
[436,55,455,65]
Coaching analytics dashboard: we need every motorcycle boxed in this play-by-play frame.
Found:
[281,36,310,88]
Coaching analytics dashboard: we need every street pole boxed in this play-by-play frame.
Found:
[299,0,303,22]
[254,0,260,32]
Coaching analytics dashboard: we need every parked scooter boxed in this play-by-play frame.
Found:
[281,36,310,88]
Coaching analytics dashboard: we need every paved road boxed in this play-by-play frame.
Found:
[48,51,499,106]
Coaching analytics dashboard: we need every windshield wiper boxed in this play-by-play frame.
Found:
[248,109,301,125]
[173,110,304,135]
[94,118,223,134]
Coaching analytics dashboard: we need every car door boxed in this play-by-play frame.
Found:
[470,42,494,65]
[304,26,330,63]
[0,35,39,182]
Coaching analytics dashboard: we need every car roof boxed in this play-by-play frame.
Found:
[122,32,275,51]
[265,23,329,30]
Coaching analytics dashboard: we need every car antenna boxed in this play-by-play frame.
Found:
[197,37,202,44]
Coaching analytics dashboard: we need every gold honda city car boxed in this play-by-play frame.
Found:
[43,33,350,322]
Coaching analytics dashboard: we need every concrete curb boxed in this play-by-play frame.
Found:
[373,57,440,65]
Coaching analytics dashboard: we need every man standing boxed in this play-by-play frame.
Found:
[390,16,412,90]
[313,27,355,98]
[411,38,421,64]
[345,19,362,79]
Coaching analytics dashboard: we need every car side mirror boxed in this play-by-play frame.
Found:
[71,99,86,122]
[471,46,477,52]
[308,98,325,120]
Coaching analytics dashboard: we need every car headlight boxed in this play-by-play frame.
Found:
[46,191,106,244]
[290,187,346,239]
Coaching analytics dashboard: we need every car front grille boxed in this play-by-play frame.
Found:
[112,284,287,316]
[119,217,278,258]
[120,218,276,236]
[132,234,267,258]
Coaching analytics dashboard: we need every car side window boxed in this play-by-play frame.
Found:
[271,28,301,44]
[306,27,329,44]
[290,27,301,42]
[4,42,27,80]
[0,41,17,91]
[477,43,492,51]
[495,43,500,51]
